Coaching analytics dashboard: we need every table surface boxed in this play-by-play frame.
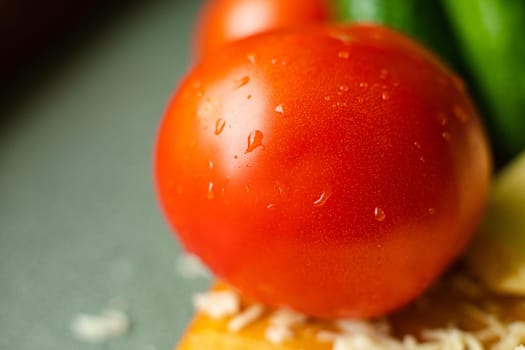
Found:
[0,1,212,349]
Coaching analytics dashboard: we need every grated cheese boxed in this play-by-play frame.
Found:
[265,324,295,344]
[493,322,525,350]
[332,333,382,350]
[423,328,484,350]
[228,304,265,332]
[190,276,525,350]
[268,309,307,327]
[71,309,129,343]
[192,291,240,319]
[263,308,307,344]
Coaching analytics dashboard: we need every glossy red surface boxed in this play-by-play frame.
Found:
[156,25,491,318]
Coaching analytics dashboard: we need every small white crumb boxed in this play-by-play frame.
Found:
[268,309,307,327]
[228,304,265,332]
[71,309,129,343]
[514,345,525,350]
[422,329,460,349]
[175,254,210,279]
[265,324,294,344]
[496,321,525,350]
[463,333,484,350]
[402,335,419,349]
[422,328,485,350]
[263,308,307,344]
[332,334,378,350]
[192,290,240,319]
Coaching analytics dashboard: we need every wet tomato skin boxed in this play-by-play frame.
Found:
[193,0,329,59]
[155,25,491,318]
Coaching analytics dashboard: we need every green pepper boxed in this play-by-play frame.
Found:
[443,0,525,165]
[333,0,463,70]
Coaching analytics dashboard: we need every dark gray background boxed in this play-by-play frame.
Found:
[0,1,211,349]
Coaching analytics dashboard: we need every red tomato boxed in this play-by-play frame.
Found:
[193,0,329,59]
[155,25,491,318]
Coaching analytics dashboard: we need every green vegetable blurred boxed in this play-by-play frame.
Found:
[443,0,525,165]
[334,0,464,74]
[467,150,525,295]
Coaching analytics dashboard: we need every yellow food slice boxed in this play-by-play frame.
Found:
[177,308,333,350]
[177,282,331,350]
[468,151,525,295]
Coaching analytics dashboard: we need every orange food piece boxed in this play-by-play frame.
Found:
[176,268,525,350]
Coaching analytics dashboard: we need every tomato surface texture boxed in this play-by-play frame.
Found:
[156,25,491,318]
[193,0,329,59]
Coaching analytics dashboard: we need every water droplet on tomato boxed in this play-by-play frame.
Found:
[359,82,368,88]
[277,184,285,198]
[338,51,350,59]
[245,130,264,153]
[266,203,275,209]
[442,131,452,141]
[374,207,386,222]
[234,76,250,89]
[339,85,349,92]
[275,104,284,116]
[324,96,331,101]
[247,54,256,64]
[208,160,214,170]
[428,208,436,215]
[207,182,215,200]
[215,118,226,135]
[381,91,390,101]
[313,186,332,207]
[413,141,421,149]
